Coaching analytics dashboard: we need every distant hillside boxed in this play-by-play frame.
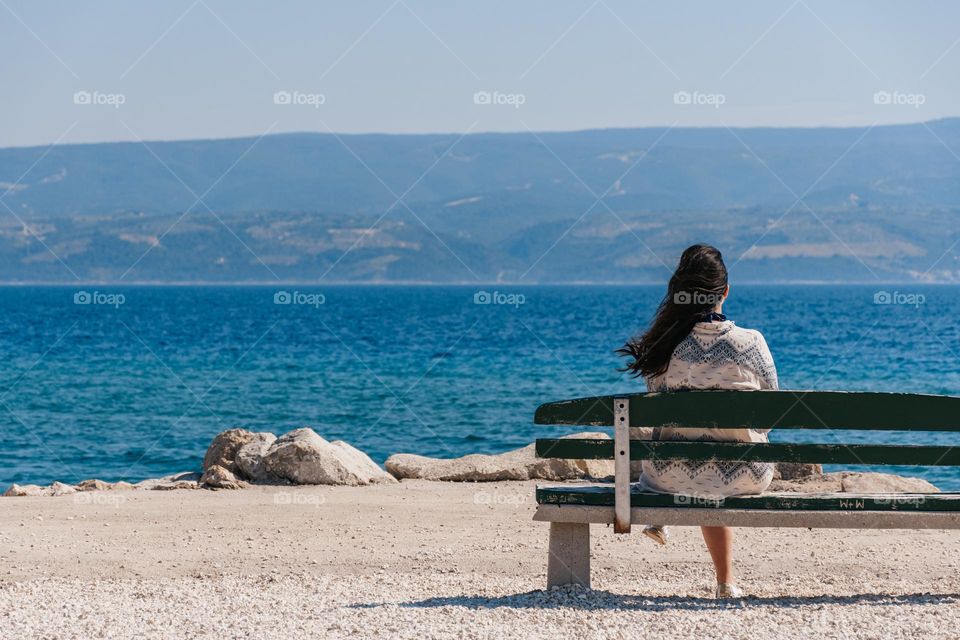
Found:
[1,120,959,283]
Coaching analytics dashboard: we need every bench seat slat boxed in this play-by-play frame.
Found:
[534,391,960,431]
[536,485,960,512]
[533,504,960,529]
[535,438,960,466]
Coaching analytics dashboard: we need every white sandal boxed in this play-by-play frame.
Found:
[641,525,669,545]
[714,582,744,598]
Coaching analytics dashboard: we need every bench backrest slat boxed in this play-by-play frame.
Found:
[534,391,960,431]
[535,438,960,466]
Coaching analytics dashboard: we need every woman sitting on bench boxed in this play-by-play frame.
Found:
[618,243,779,599]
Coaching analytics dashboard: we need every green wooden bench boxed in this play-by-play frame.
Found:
[533,390,960,588]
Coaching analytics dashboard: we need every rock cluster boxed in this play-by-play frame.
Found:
[770,470,939,493]
[200,427,396,488]
[3,473,199,497]
[3,428,943,496]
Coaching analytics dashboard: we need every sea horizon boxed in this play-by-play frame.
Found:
[0,281,955,286]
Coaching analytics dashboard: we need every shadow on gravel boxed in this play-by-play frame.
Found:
[354,591,959,612]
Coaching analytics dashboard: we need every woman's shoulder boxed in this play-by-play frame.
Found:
[723,324,776,374]
[725,323,768,345]
[692,321,767,347]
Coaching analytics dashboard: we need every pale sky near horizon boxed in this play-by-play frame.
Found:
[2,0,959,147]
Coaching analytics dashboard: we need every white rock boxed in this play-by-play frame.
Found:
[134,472,201,491]
[775,463,823,480]
[328,439,398,484]
[47,482,76,496]
[75,479,112,492]
[385,432,614,482]
[75,479,135,492]
[3,484,47,497]
[203,429,267,473]
[262,428,396,486]
[200,465,247,490]
[770,471,940,494]
[840,471,940,493]
[4,482,77,497]
[234,433,279,483]
[770,472,845,493]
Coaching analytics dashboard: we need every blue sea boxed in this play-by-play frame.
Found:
[2,285,958,490]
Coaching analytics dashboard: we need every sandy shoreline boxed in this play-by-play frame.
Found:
[2,480,958,639]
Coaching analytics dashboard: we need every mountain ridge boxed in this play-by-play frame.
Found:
[1,119,958,283]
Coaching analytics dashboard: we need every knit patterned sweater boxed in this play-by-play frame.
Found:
[638,320,778,498]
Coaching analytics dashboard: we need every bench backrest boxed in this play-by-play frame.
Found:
[535,390,960,430]
[534,391,960,533]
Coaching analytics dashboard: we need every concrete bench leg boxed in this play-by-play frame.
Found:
[546,522,590,588]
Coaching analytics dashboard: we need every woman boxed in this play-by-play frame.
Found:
[617,244,778,599]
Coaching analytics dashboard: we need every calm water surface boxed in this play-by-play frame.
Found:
[1,285,957,489]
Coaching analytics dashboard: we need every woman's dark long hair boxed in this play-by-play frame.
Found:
[617,244,729,378]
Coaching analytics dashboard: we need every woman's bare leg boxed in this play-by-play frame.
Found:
[700,526,734,584]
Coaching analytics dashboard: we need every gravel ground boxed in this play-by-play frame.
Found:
[1,481,957,639]
[2,574,955,640]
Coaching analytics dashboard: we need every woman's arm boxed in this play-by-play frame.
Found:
[756,334,779,391]
[752,334,778,435]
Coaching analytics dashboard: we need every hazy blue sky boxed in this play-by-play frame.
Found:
[2,0,959,147]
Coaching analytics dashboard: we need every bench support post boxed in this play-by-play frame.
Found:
[613,397,632,533]
[546,522,590,588]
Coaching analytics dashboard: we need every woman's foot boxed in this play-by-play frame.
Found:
[642,525,669,545]
[714,582,743,599]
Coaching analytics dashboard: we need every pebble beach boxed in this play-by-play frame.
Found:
[1,480,957,639]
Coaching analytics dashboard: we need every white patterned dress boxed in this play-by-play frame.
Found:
[638,320,778,499]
